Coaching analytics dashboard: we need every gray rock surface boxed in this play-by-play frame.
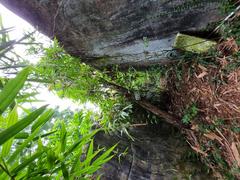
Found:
[94,124,211,180]
[1,0,224,67]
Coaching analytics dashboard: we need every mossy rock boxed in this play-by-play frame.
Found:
[174,33,217,53]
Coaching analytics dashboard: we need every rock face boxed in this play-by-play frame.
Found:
[94,124,211,180]
[1,0,224,67]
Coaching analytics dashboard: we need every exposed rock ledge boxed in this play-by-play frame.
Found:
[94,123,211,180]
[1,0,224,67]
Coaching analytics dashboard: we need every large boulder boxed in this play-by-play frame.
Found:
[94,124,211,179]
[1,0,224,67]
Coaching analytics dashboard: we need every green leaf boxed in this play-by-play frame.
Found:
[80,149,102,169]
[63,140,81,158]
[63,130,98,157]
[33,130,57,141]
[14,132,29,139]
[0,67,31,114]
[97,174,102,180]
[61,162,69,180]
[0,105,47,145]
[1,105,18,156]
[46,149,58,169]
[13,130,54,144]
[70,148,83,174]
[0,172,8,180]
[37,138,44,152]
[10,151,44,175]
[31,109,54,132]
[94,155,114,167]
[7,127,41,164]
[85,139,94,167]
[74,165,101,176]
[16,92,38,102]
[28,177,50,180]
[93,144,117,167]
[60,122,67,153]
[87,139,94,157]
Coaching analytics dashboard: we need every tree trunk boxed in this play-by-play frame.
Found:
[1,0,223,68]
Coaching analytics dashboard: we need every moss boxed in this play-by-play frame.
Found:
[174,33,217,53]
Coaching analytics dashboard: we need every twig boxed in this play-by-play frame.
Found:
[214,4,240,32]
[130,123,148,127]
[0,31,36,57]
[0,65,27,70]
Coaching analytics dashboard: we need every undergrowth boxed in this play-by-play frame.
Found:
[166,4,240,177]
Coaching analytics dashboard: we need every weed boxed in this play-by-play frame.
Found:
[182,104,198,124]
[143,36,149,48]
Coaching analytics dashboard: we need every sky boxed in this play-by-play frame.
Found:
[0,4,92,111]
[0,4,31,39]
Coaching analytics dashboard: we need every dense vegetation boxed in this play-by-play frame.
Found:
[0,18,118,179]
[0,12,167,179]
[0,1,240,179]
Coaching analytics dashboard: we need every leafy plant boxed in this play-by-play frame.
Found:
[33,40,136,135]
[0,67,116,179]
[32,38,170,140]
[182,104,198,124]
[0,22,116,179]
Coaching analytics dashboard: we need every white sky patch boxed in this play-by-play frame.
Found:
[0,4,32,39]
[0,4,51,64]
[0,4,98,112]
[34,88,100,112]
